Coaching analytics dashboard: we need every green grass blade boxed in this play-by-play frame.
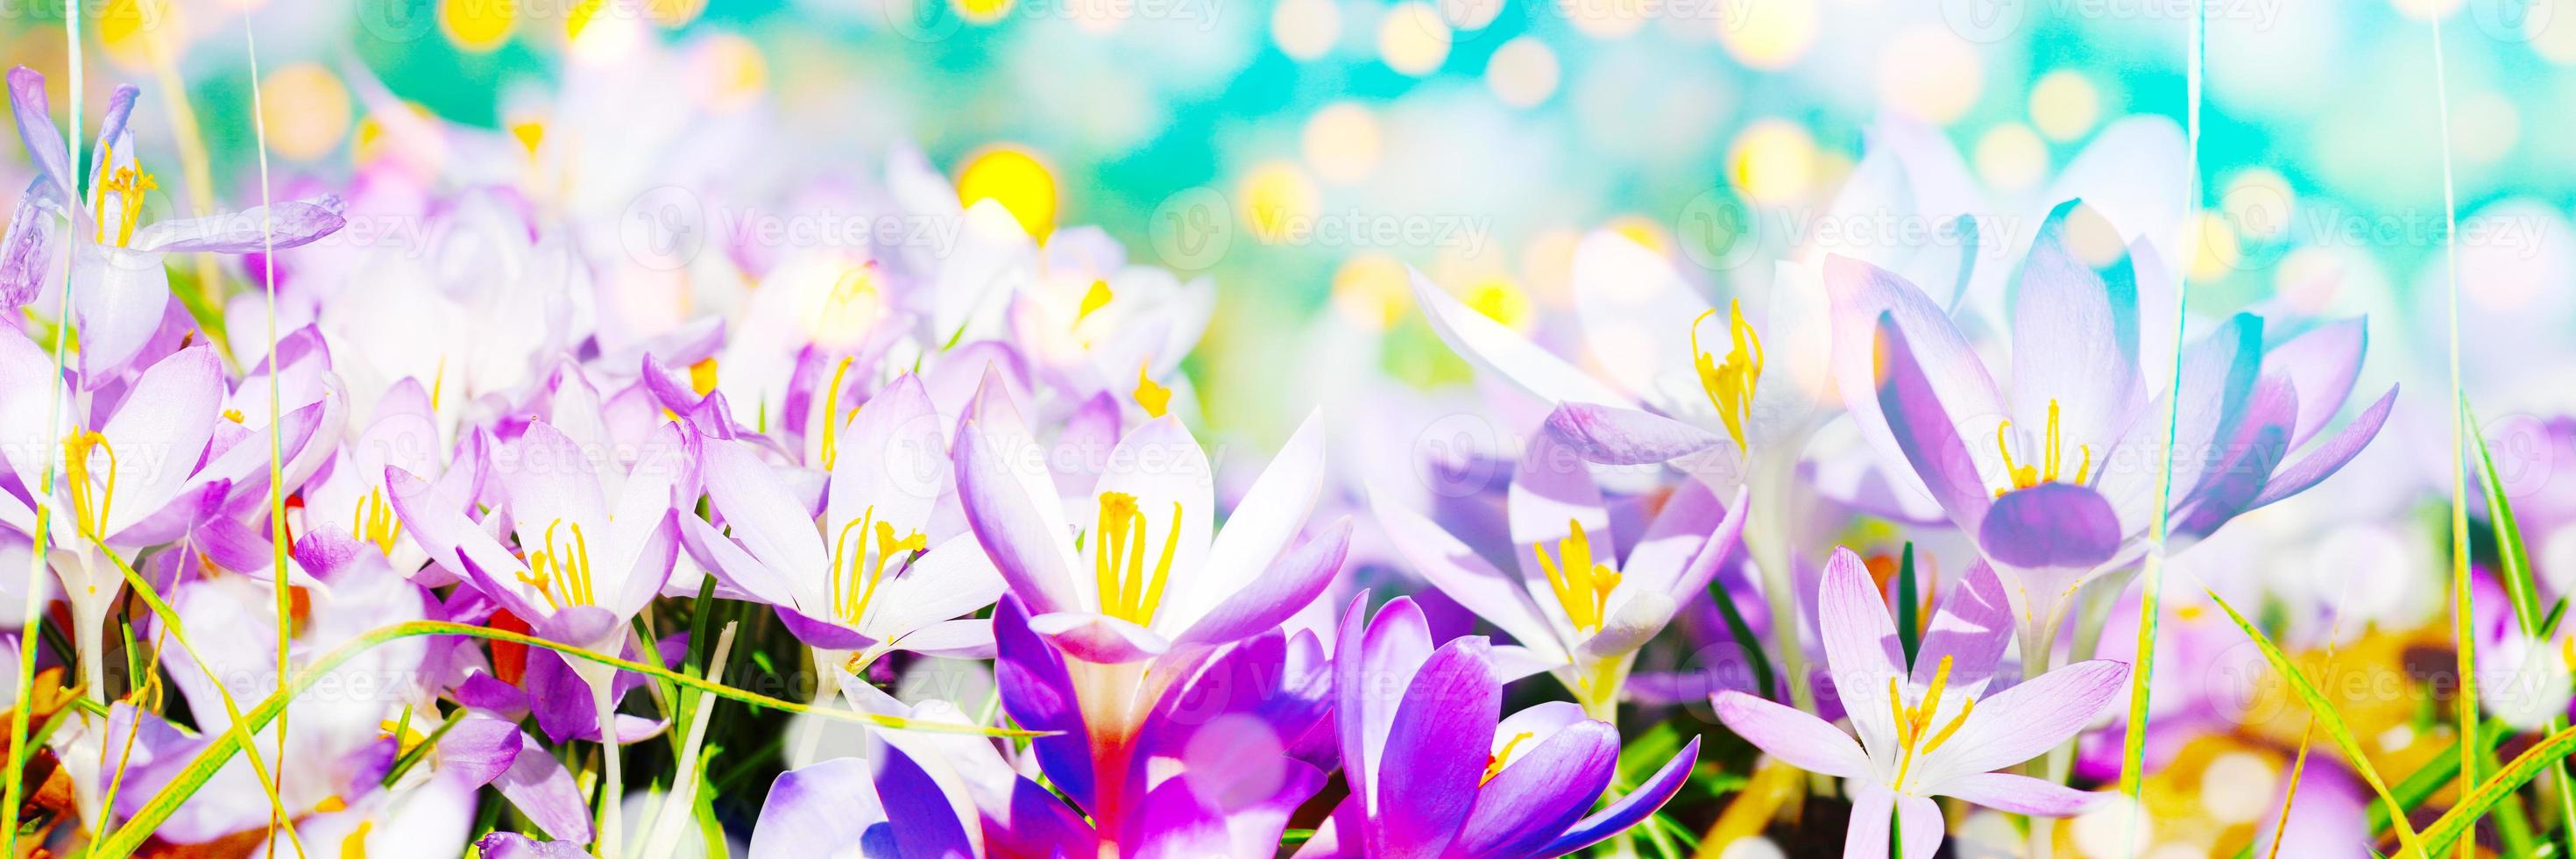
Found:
[2464,399,2576,857]
[2201,586,2425,858]
[93,620,1042,857]
[2422,723,2576,856]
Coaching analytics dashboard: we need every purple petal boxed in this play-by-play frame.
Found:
[7,68,70,196]
[955,411,1079,615]
[129,196,346,253]
[1978,482,2120,571]
[1933,658,2128,775]
[1368,484,1567,664]
[1452,720,1618,858]
[0,182,60,309]
[750,758,879,859]
[1543,402,1725,465]
[992,597,1094,810]
[1845,783,1895,859]
[1375,636,1500,855]
[1028,610,1171,664]
[72,245,173,381]
[2264,316,2367,451]
[435,715,524,786]
[775,605,880,651]
[698,439,825,598]
[1711,691,1869,778]
[1829,255,2005,525]
[1896,791,1943,859]
[873,743,975,858]
[1872,310,1996,529]
[2009,200,2143,464]
[1539,737,1701,857]
[495,728,594,841]
[1939,771,2105,817]
[1916,561,2013,696]
[474,834,592,859]
[1175,517,1349,648]
[1815,548,1905,742]
[2251,384,2396,509]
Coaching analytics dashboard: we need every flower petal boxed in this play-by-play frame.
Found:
[750,758,880,859]
[1452,720,1618,859]
[1711,691,1870,778]
[1869,309,1999,532]
[1927,658,2128,777]
[1181,408,1326,632]
[1374,636,1499,856]
[2264,316,2367,451]
[1538,737,1700,857]
[1543,401,1726,466]
[1915,560,2013,697]
[1175,516,1348,648]
[1938,771,2105,817]
[1409,265,1636,409]
[1978,482,2121,572]
[955,381,1082,615]
[825,373,945,539]
[699,438,826,607]
[1028,611,1171,664]
[128,197,346,253]
[1369,483,1569,664]
[2251,383,2397,510]
[1816,547,1906,752]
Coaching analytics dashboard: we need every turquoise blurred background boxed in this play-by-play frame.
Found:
[5,0,2569,438]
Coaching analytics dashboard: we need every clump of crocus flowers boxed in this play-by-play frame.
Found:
[0,52,2419,859]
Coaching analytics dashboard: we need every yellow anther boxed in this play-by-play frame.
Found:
[342,820,373,859]
[1091,491,1182,627]
[1482,731,1535,784]
[63,429,117,541]
[88,142,159,248]
[1993,399,2091,498]
[827,505,926,626]
[516,520,597,611]
[689,358,720,396]
[1133,361,1171,419]
[1075,279,1114,327]
[817,356,856,470]
[353,486,403,556]
[221,408,245,423]
[1690,301,1766,452]
[1886,655,1978,792]
[1532,519,1622,636]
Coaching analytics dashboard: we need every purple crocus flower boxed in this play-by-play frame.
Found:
[1371,430,1747,718]
[687,373,1004,665]
[1293,594,1700,858]
[4,67,343,379]
[952,367,1348,664]
[987,594,1333,856]
[1714,548,2127,859]
[1828,201,2397,653]
[750,741,978,859]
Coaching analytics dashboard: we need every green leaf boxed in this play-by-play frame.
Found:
[2421,722,2576,856]
[2201,587,2426,858]
[1896,542,1920,664]
[1706,573,1775,699]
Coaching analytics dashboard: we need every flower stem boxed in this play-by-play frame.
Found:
[590,672,625,859]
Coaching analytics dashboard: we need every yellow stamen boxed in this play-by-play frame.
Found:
[221,408,245,423]
[1091,491,1182,627]
[817,356,856,470]
[1482,731,1535,784]
[1919,697,1976,756]
[1133,361,1171,419]
[1690,300,1765,452]
[64,429,118,542]
[689,358,720,396]
[1887,656,1978,792]
[1532,519,1622,636]
[342,820,373,859]
[353,486,403,556]
[1076,279,1114,327]
[89,142,159,249]
[516,520,598,611]
[1992,398,2091,498]
[429,356,449,412]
